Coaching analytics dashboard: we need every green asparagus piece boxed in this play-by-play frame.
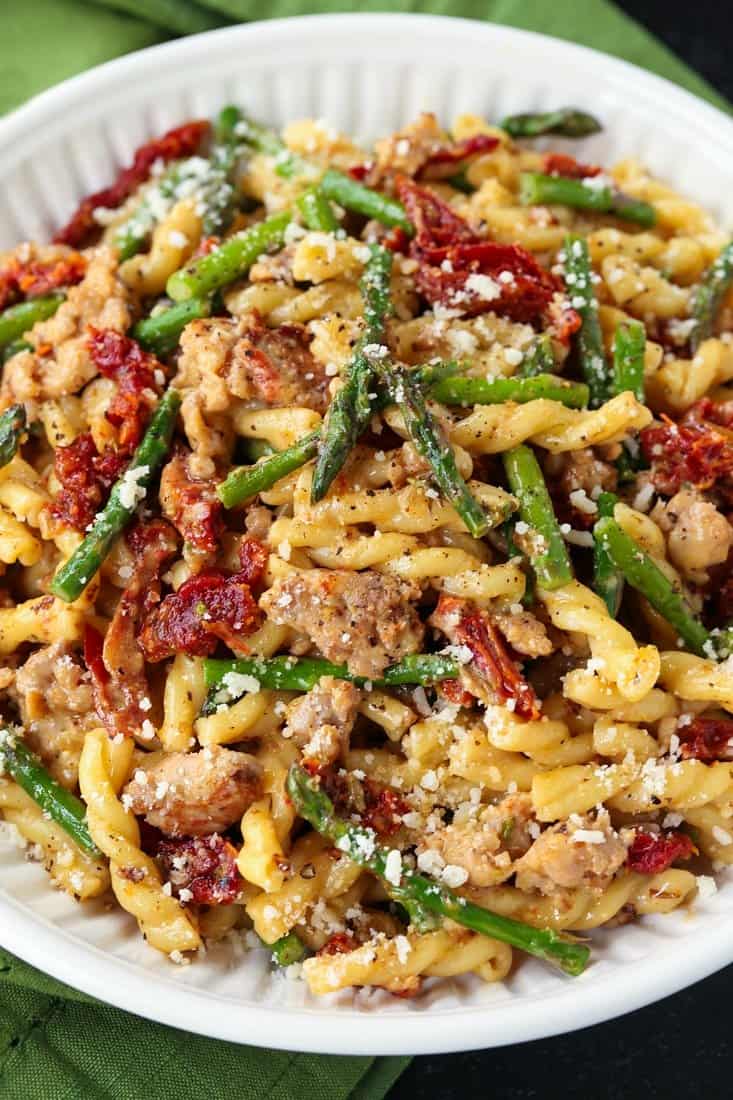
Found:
[446,170,475,195]
[503,444,573,590]
[0,729,101,858]
[593,516,711,656]
[0,293,64,348]
[239,437,276,462]
[115,108,244,259]
[311,244,394,502]
[380,360,490,538]
[431,373,588,409]
[50,389,181,603]
[218,430,319,508]
[2,339,32,363]
[132,297,210,356]
[201,653,461,714]
[319,170,413,235]
[562,234,611,408]
[503,518,535,608]
[501,108,602,139]
[519,174,656,227]
[268,932,307,967]
[519,333,556,377]
[0,404,26,468]
[217,360,463,509]
[712,626,733,660]
[690,241,733,353]
[615,441,647,485]
[297,186,339,233]
[592,492,623,616]
[612,320,645,403]
[234,115,314,180]
[114,160,189,261]
[166,210,292,302]
[287,765,590,976]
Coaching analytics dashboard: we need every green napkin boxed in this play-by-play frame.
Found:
[0,2,726,1098]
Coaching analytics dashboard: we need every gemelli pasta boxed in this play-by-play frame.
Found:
[0,102,732,996]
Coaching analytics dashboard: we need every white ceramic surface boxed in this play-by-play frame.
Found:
[0,13,732,1055]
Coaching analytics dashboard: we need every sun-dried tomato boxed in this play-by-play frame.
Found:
[361,780,409,838]
[432,594,540,719]
[542,153,601,180]
[51,432,127,531]
[626,829,696,874]
[139,567,262,661]
[0,252,86,310]
[317,932,358,956]
[88,327,163,452]
[160,448,223,555]
[439,678,475,708]
[419,134,499,179]
[54,119,210,247]
[86,521,178,738]
[157,834,242,905]
[395,175,557,323]
[545,292,582,347]
[678,716,733,762]
[640,416,733,497]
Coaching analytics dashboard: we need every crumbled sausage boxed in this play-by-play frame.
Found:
[652,488,733,580]
[14,643,96,788]
[514,812,628,895]
[284,676,362,765]
[417,793,535,887]
[260,569,425,679]
[122,746,263,837]
[1,247,133,409]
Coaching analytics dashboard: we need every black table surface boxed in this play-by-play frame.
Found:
[389,2,732,1096]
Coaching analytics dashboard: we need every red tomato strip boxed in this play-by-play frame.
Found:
[626,830,696,873]
[54,119,209,247]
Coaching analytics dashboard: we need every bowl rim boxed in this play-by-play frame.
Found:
[0,11,732,1055]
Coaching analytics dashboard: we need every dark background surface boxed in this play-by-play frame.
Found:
[389,2,732,1096]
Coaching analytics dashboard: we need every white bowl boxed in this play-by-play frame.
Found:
[1,13,732,1056]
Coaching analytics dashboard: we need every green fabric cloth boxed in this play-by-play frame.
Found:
[0,2,726,1097]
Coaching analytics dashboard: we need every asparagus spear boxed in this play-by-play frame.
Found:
[0,729,101,858]
[218,430,319,508]
[519,174,656,228]
[269,932,307,967]
[319,170,413,235]
[689,240,733,353]
[166,210,292,302]
[201,653,461,714]
[297,186,339,233]
[379,360,490,537]
[311,244,393,502]
[592,492,623,616]
[115,106,244,261]
[0,404,26,468]
[0,293,64,349]
[501,108,602,139]
[562,234,611,408]
[217,361,464,509]
[2,339,32,363]
[287,764,590,976]
[518,333,556,377]
[593,516,711,656]
[50,389,181,603]
[612,320,646,403]
[233,115,314,180]
[431,373,588,408]
[503,444,573,590]
[132,297,210,356]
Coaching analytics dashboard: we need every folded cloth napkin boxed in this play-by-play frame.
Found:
[0,2,726,1098]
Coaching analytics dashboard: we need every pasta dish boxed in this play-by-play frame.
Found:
[0,103,731,996]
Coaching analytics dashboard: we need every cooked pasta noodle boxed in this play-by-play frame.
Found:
[1,103,730,998]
